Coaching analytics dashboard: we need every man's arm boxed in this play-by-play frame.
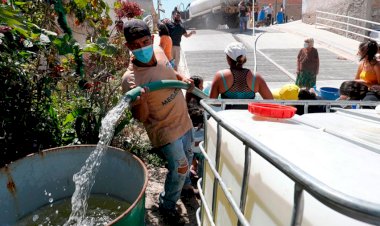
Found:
[130,88,149,123]
[183,30,196,38]
[175,70,194,90]
[121,70,149,122]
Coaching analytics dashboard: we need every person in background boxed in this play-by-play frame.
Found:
[354,40,380,101]
[253,2,259,26]
[185,75,204,183]
[257,6,266,27]
[209,42,273,108]
[266,3,273,25]
[165,11,196,71]
[121,19,195,223]
[238,0,249,33]
[158,23,174,68]
[272,84,325,114]
[339,81,369,101]
[276,7,285,24]
[355,40,380,86]
[296,38,319,89]
[171,6,179,20]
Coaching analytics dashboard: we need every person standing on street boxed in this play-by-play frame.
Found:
[238,0,249,33]
[266,3,273,25]
[257,6,266,27]
[253,2,259,26]
[121,19,195,223]
[158,23,175,68]
[276,7,285,24]
[296,38,319,89]
[165,11,196,71]
[209,42,273,108]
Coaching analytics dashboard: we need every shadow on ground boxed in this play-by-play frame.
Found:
[145,165,200,226]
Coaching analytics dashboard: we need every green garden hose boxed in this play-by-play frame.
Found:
[124,80,208,102]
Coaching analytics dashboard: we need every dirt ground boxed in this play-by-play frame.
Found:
[145,164,200,226]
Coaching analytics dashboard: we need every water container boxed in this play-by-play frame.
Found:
[202,109,380,225]
[319,87,340,100]
[0,145,148,225]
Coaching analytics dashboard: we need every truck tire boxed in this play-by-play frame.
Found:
[226,15,239,28]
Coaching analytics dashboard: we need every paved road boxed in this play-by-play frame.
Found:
[180,25,359,90]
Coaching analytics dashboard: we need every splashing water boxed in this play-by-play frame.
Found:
[64,97,131,225]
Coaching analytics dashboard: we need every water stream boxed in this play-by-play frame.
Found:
[64,97,131,225]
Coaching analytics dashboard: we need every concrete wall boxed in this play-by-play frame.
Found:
[303,0,378,24]
[302,0,379,41]
[372,0,380,24]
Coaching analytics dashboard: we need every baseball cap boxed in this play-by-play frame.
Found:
[123,19,151,43]
[272,84,300,100]
[224,42,246,61]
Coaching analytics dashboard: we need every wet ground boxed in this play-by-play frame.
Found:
[145,165,200,226]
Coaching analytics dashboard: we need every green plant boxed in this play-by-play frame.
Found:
[0,0,164,167]
[0,4,62,165]
[0,0,130,166]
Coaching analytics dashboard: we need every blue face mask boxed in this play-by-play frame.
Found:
[132,45,153,63]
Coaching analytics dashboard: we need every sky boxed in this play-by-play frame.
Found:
[153,0,192,20]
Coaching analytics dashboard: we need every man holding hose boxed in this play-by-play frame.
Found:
[121,19,195,223]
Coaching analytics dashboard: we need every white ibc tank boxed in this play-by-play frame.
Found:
[202,109,380,226]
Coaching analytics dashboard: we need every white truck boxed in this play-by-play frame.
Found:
[181,0,251,29]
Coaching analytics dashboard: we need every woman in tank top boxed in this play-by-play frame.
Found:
[209,42,273,107]
[355,40,380,87]
[350,40,380,101]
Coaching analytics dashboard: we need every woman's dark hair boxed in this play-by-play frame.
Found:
[359,40,379,62]
[340,81,368,100]
[228,55,247,68]
[186,75,203,104]
[298,89,317,100]
[158,23,169,36]
[190,75,203,89]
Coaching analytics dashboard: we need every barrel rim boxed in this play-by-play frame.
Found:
[1,144,149,225]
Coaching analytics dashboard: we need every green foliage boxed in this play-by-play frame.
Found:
[0,0,135,166]
[0,5,30,37]
[112,121,165,167]
[0,0,160,168]
[0,21,61,165]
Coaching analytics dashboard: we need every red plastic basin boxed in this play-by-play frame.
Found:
[248,103,297,118]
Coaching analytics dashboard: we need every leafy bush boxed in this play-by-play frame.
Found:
[0,0,162,168]
[114,0,143,20]
[0,0,132,166]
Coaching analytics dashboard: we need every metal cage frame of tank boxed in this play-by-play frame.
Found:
[196,99,380,226]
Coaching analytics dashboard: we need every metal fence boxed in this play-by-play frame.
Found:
[196,99,380,226]
[316,10,380,42]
